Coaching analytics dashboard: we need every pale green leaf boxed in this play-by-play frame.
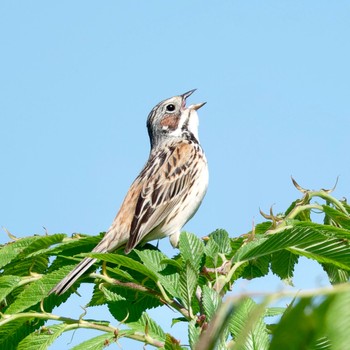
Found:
[209,229,231,254]
[201,285,221,321]
[195,300,234,350]
[17,324,67,350]
[179,262,198,310]
[127,312,165,341]
[229,298,269,350]
[69,333,115,350]
[322,264,349,284]
[265,307,285,317]
[179,232,204,272]
[188,319,200,349]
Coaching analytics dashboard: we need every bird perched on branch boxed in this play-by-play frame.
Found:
[50,89,209,295]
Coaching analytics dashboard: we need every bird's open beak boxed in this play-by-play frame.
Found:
[181,89,206,111]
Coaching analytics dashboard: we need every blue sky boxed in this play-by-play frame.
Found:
[1,1,349,348]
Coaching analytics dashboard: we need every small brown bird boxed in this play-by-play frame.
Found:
[50,90,208,295]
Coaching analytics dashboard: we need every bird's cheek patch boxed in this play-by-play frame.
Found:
[160,114,180,131]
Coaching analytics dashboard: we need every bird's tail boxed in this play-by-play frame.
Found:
[49,257,97,295]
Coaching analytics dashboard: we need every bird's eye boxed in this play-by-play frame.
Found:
[166,104,176,112]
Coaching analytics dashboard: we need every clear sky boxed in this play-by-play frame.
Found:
[1,1,349,349]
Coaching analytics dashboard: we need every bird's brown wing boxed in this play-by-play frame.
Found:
[124,141,202,253]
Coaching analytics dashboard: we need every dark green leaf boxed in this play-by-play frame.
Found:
[107,285,161,322]
[322,205,350,229]
[0,275,21,300]
[5,265,75,314]
[241,255,270,279]
[234,223,350,271]
[270,297,329,350]
[88,253,159,282]
[0,318,44,350]
[271,250,299,283]
[136,249,180,297]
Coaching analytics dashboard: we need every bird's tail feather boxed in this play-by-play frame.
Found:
[49,257,97,295]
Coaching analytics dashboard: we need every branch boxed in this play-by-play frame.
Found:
[0,310,164,347]
[90,272,190,319]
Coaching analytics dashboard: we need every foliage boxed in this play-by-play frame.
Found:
[1,181,350,349]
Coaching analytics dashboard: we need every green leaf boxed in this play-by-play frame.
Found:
[164,333,184,350]
[204,237,219,259]
[188,319,200,349]
[271,250,299,283]
[69,333,116,350]
[254,222,273,235]
[0,318,44,350]
[107,284,161,322]
[17,324,67,350]
[322,205,350,229]
[179,262,198,310]
[195,300,234,350]
[179,232,204,272]
[5,265,75,314]
[229,298,269,350]
[0,275,21,300]
[88,253,159,282]
[265,307,286,317]
[234,222,350,271]
[201,285,221,321]
[3,255,49,276]
[88,285,108,307]
[136,249,180,297]
[127,312,165,341]
[0,236,46,269]
[325,289,350,350]
[322,263,349,284]
[49,234,101,256]
[269,297,329,350]
[241,254,270,279]
[209,229,231,254]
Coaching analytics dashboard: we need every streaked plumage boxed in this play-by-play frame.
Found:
[50,89,208,295]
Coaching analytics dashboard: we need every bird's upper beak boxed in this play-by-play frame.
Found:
[181,89,206,111]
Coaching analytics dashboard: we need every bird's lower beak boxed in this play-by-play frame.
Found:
[188,102,207,111]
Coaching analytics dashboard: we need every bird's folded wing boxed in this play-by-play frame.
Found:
[125,141,200,252]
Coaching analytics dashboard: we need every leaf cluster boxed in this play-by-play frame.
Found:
[0,185,349,349]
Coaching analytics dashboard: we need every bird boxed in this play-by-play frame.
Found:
[49,89,209,295]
